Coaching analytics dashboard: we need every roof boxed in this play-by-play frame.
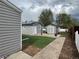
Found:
[1,0,22,12]
[22,24,33,26]
[46,24,57,27]
[22,22,41,26]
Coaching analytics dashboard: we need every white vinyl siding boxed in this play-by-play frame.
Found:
[46,25,56,34]
[0,1,21,57]
[22,26,37,35]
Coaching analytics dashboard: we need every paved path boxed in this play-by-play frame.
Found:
[32,37,65,59]
[7,37,65,59]
[6,51,32,59]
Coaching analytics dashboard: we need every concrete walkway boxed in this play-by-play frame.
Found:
[32,37,65,59]
[7,37,65,59]
[6,51,32,59]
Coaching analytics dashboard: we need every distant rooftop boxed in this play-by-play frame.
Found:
[22,21,41,26]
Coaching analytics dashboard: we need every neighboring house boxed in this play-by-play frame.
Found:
[46,24,57,34]
[0,0,22,58]
[46,24,68,35]
[22,22,41,35]
[58,27,68,32]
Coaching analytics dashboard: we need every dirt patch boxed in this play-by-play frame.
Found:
[59,37,79,59]
[23,45,41,56]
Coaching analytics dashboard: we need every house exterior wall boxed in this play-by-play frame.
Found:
[0,1,21,57]
[22,26,37,35]
[37,25,41,34]
[46,25,56,34]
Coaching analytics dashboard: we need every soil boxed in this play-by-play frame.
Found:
[23,45,41,56]
[59,36,79,59]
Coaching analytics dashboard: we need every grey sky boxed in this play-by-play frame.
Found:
[9,0,79,22]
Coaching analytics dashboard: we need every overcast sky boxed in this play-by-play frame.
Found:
[9,0,79,22]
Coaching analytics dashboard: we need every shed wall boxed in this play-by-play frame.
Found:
[0,1,21,57]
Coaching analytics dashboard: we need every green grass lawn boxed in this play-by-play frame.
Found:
[22,34,55,48]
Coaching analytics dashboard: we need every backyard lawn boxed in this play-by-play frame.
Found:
[22,34,55,56]
[22,34,55,49]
